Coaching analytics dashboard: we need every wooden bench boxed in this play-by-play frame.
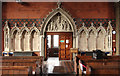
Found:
[75,55,120,75]
[76,55,120,67]
[74,56,93,74]
[1,56,44,75]
[85,60,120,67]
[77,64,120,76]
[76,55,93,60]
[1,56,44,66]
[1,56,43,65]
[1,56,43,61]
[90,66,120,75]
[1,59,41,73]
[77,55,120,61]
[1,66,32,75]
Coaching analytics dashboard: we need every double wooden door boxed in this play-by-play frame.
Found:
[45,32,73,60]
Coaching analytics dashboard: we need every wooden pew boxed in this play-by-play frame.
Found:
[76,55,93,60]
[77,55,120,61]
[74,56,93,74]
[1,56,43,61]
[90,66,120,75]
[76,55,120,67]
[85,60,120,67]
[1,56,44,75]
[1,56,44,67]
[75,55,120,75]
[105,56,120,60]
[77,65,120,76]
[77,60,120,76]
[0,66,32,75]
[1,59,38,71]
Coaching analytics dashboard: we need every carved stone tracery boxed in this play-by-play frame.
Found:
[47,14,72,32]
[3,22,40,52]
[78,21,113,53]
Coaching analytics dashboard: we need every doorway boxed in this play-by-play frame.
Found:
[45,32,73,60]
[47,35,59,57]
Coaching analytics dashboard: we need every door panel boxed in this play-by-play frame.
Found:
[59,36,66,59]
[59,33,73,60]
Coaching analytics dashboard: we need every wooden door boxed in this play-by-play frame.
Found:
[59,33,72,60]
[59,36,66,59]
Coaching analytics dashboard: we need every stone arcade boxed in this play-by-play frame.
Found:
[1,1,120,76]
[3,2,113,58]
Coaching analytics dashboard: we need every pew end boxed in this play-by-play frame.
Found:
[86,65,91,76]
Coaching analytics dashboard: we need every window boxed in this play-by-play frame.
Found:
[47,35,51,48]
[53,35,59,48]
[47,35,59,48]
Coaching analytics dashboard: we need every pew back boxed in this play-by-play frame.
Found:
[75,55,120,75]
[90,66,120,75]
[1,56,44,75]
[2,59,38,71]
[1,66,32,75]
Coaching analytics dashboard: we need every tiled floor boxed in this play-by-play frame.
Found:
[42,57,75,75]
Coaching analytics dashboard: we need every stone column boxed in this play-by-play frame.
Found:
[105,35,108,52]
[38,35,40,52]
[16,34,22,51]
[76,34,79,48]
[40,35,44,56]
[72,35,76,61]
[73,35,76,48]
[27,34,31,51]
[115,2,120,55]
[24,34,31,51]
[10,37,14,51]
[39,35,41,56]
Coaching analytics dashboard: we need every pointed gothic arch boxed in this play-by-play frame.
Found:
[30,24,40,35]
[88,25,97,36]
[20,24,30,51]
[97,25,106,36]
[30,25,40,51]
[78,26,88,51]
[96,26,106,51]
[11,24,20,38]
[41,7,76,36]
[79,29,88,51]
[40,4,77,59]
[78,26,88,36]
[20,27,30,36]
[11,25,19,51]
[88,25,97,51]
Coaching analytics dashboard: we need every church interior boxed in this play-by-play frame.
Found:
[1,1,120,76]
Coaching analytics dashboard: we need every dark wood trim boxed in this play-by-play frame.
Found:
[46,32,73,35]
[45,36,47,60]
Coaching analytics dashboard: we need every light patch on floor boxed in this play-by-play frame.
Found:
[45,57,60,73]
[42,57,74,74]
